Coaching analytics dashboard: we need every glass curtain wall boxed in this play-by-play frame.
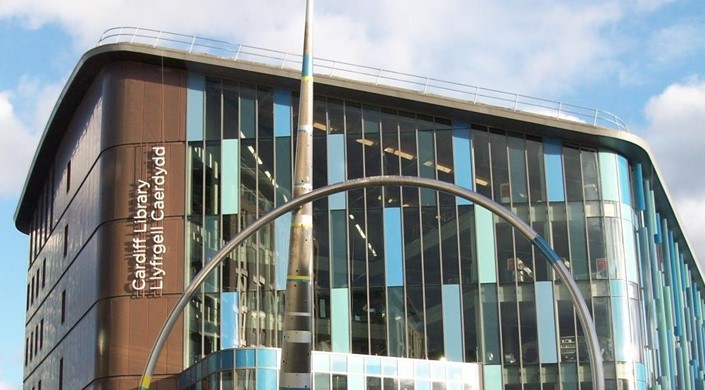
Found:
[186,74,646,387]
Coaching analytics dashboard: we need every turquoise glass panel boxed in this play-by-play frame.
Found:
[599,151,619,201]
[328,134,346,210]
[384,207,404,287]
[442,284,463,361]
[331,288,350,353]
[187,73,205,141]
[273,89,291,137]
[221,139,240,215]
[452,121,473,205]
[483,365,503,388]
[610,282,631,361]
[475,206,497,283]
[535,281,558,363]
[257,368,276,390]
[623,219,639,284]
[275,212,292,290]
[348,375,364,388]
[543,138,565,202]
[348,355,363,374]
[256,349,277,368]
[221,292,239,349]
[633,163,646,211]
[617,155,632,205]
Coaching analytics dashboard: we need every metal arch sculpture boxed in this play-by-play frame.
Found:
[138,176,604,389]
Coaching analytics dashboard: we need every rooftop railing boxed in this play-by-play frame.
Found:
[98,27,629,132]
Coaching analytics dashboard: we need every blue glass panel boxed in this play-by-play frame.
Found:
[442,284,463,362]
[415,380,431,390]
[187,73,205,141]
[328,134,346,210]
[543,138,565,202]
[331,288,350,353]
[257,368,277,390]
[599,151,620,201]
[384,207,404,287]
[331,354,347,372]
[275,212,292,290]
[221,292,239,349]
[222,139,240,215]
[535,281,558,363]
[236,349,255,368]
[633,164,646,211]
[654,212,662,244]
[256,349,277,368]
[475,206,497,283]
[483,365,503,388]
[617,155,632,205]
[365,356,381,375]
[452,121,473,206]
[274,89,292,137]
[382,358,398,376]
[219,349,234,370]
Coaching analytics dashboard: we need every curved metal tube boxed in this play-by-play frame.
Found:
[138,176,604,389]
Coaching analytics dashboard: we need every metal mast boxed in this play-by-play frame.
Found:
[279,0,315,388]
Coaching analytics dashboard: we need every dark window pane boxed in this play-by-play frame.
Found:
[526,137,546,203]
[473,126,491,198]
[223,81,239,139]
[581,149,600,201]
[205,79,221,141]
[564,145,583,202]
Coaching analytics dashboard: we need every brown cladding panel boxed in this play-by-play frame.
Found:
[98,143,186,223]
[95,296,183,380]
[102,61,186,148]
[97,216,184,298]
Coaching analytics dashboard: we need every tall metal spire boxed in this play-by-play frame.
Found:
[279,0,315,388]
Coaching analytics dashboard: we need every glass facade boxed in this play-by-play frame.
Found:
[182,71,705,389]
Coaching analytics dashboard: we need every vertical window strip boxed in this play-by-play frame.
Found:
[475,206,497,283]
[535,281,558,363]
[273,89,292,137]
[441,284,463,361]
[598,151,620,202]
[617,155,632,206]
[451,121,473,205]
[221,139,240,215]
[187,73,205,141]
[383,207,403,287]
[543,138,565,202]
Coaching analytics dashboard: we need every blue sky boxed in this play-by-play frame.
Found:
[1,0,705,388]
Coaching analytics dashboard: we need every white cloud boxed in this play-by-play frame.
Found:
[643,79,705,262]
[0,91,40,196]
[0,78,60,197]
